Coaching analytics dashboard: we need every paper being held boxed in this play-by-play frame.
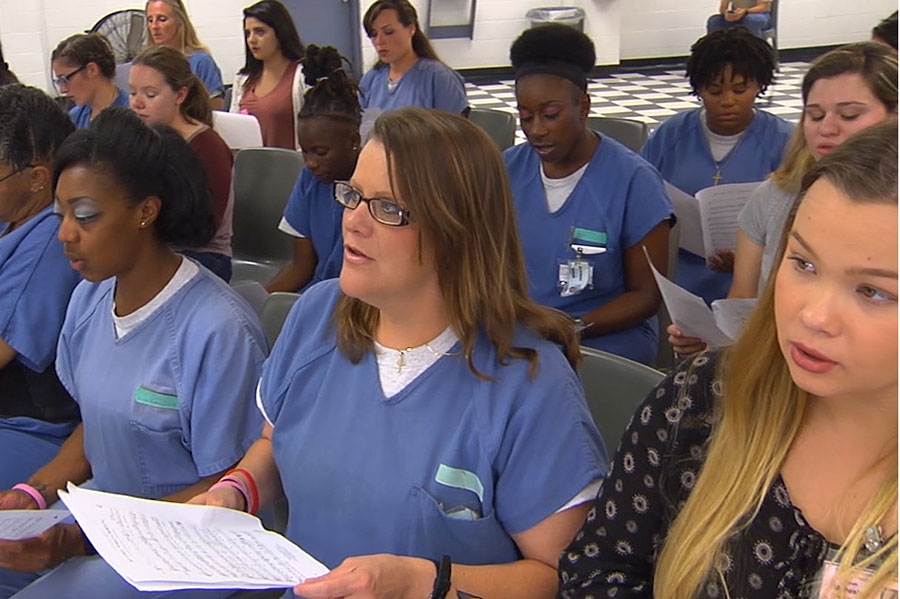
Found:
[643,248,756,347]
[0,509,71,541]
[57,483,328,592]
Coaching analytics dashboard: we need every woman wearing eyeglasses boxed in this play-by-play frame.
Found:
[191,107,607,599]
[51,33,130,129]
[0,86,80,498]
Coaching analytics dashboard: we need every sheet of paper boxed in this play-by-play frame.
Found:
[0,509,71,541]
[664,182,705,257]
[643,248,733,348]
[58,484,328,592]
[695,182,761,258]
[711,298,757,340]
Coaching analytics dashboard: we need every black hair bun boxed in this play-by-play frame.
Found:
[301,44,344,87]
[510,24,595,73]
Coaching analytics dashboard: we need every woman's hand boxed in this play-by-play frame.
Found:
[294,554,435,599]
[667,324,708,357]
[0,523,88,572]
[186,486,246,512]
[708,250,735,273]
[0,489,41,511]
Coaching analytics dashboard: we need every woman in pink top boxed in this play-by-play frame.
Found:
[129,46,234,281]
[229,0,306,150]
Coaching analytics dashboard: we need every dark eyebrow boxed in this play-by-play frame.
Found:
[791,230,897,278]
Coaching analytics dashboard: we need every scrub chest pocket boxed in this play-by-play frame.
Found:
[130,385,192,498]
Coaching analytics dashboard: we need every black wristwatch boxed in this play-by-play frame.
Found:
[430,555,452,599]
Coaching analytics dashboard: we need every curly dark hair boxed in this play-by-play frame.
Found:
[686,28,776,96]
[297,44,360,126]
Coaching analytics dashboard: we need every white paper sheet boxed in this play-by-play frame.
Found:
[58,484,328,592]
[644,247,758,348]
[0,510,71,541]
[711,298,758,340]
[665,182,705,257]
[695,182,761,257]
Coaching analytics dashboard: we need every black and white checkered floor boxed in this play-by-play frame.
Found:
[465,61,808,143]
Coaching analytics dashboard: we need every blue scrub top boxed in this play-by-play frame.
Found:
[282,168,344,291]
[503,134,673,364]
[260,280,607,570]
[56,265,266,499]
[68,87,130,129]
[188,51,224,98]
[359,58,468,113]
[641,108,792,303]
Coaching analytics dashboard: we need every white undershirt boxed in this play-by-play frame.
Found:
[699,108,747,162]
[277,216,305,238]
[112,257,199,339]
[540,162,589,213]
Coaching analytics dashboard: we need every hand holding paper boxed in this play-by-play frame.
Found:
[57,484,328,592]
[0,510,70,541]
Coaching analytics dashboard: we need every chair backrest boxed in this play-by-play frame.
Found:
[578,347,665,451]
[261,292,301,347]
[654,218,681,370]
[232,147,305,265]
[586,116,649,153]
[212,111,263,149]
[469,108,517,151]
[223,86,233,112]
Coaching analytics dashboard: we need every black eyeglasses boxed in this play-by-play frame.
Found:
[53,65,86,88]
[334,181,411,226]
[0,165,33,185]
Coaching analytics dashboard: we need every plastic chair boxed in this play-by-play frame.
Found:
[223,85,233,112]
[260,292,301,347]
[761,0,779,66]
[212,111,263,149]
[587,116,649,153]
[231,148,305,285]
[578,347,665,452]
[655,219,681,371]
[469,107,517,150]
[114,62,131,92]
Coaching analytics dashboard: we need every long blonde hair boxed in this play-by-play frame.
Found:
[145,0,210,55]
[771,41,897,193]
[654,121,899,599]
[334,107,580,376]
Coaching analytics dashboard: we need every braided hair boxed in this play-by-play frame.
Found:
[298,44,361,126]
[0,84,73,170]
[686,28,776,96]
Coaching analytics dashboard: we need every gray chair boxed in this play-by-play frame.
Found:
[231,148,305,285]
[586,116,649,153]
[469,107,517,151]
[578,347,665,452]
[260,292,301,347]
[655,219,681,371]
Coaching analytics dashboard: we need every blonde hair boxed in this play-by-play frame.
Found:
[654,121,899,599]
[771,41,898,193]
[334,107,580,376]
[145,0,209,55]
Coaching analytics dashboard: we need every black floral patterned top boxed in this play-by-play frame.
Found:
[559,352,830,599]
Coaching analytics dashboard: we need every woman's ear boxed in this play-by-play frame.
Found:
[138,195,162,229]
[29,165,51,194]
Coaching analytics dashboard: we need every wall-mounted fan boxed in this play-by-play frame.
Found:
[90,9,146,64]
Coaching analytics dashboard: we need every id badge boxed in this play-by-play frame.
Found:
[816,559,898,598]
[559,256,593,297]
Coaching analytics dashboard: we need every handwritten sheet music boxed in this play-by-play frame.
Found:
[58,484,328,592]
[695,181,761,260]
[0,510,70,541]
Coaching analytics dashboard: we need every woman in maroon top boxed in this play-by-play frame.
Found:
[229,0,306,150]
[129,46,234,281]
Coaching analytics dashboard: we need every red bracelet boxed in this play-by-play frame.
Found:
[224,468,259,514]
[12,483,47,509]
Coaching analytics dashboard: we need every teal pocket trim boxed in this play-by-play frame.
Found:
[134,387,179,410]
[572,227,607,245]
[434,464,484,503]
